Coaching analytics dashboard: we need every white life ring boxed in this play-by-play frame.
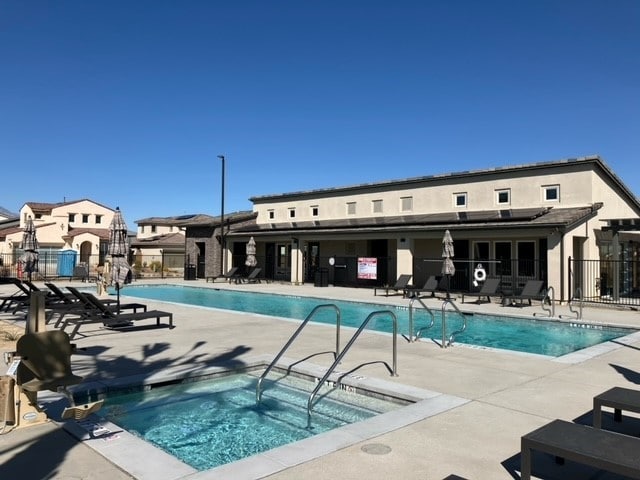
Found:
[473,264,486,283]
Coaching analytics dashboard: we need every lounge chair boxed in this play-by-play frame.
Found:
[404,276,438,298]
[0,278,30,311]
[206,266,240,283]
[60,288,173,339]
[502,280,545,306]
[521,419,640,480]
[374,274,412,297]
[241,267,262,284]
[461,278,502,304]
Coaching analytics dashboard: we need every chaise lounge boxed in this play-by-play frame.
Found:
[59,288,174,339]
[374,274,412,297]
[502,280,545,307]
[461,278,501,304]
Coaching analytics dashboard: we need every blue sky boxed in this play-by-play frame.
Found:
[1,1,638,225]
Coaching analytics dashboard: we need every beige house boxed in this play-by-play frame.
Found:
[0,199,119,278]
[131,216,187,278]
[226,155,640,302]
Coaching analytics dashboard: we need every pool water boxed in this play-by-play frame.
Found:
[100,372,401,471]
[121,285,635,356]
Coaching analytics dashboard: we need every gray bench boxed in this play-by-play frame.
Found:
[521,419,640,479]
[593,386,640,429]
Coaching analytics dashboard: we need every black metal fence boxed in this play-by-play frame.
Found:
[569,257,640,306]
[0,252,187,281]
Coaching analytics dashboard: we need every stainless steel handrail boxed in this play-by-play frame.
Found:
[441,298,467,348]
[560,287,583,320]
[534,286,555,318]
[256,304,341,403]
[306,310,398,427]
[407,296,435,342]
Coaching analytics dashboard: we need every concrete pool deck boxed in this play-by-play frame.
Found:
[1,279,640,479]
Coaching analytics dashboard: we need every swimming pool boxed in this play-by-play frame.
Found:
[120,285,635,357]
[99,369,401,471]
[71,362,468,479]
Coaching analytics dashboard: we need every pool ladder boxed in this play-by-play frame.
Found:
[534,286,556,318]
[306,310,398,428]
[560,287,583,320]
[406,296,435,342]
[440,298,468,348]
[256,304,341,403]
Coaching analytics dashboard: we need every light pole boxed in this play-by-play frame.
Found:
[218,155,226,276]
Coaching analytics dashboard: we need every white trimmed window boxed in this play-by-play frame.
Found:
[268,209,275,220]
[543,185,560,202]
[496,189,510,205]
[289,208,296,219]
[346,202,356,215]
[454,192,467,208]
[372,199,383,214]
[311,206,319,217]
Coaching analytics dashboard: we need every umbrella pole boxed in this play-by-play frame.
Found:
[116,283,121,314]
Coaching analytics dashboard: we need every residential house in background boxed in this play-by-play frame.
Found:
[131,215,187,277]
[0,199,118,278]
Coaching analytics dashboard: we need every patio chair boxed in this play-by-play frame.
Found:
[374,274,412,297]
[502,280,545,307]
[60,288,174,339]
[403,275,439,298]
[461,278,502,304]
[0,279,30,312]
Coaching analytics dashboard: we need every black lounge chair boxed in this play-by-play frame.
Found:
[60,288,171,339]
[207,266,240,283]
[521,419,640,480]
[374,274,412,297]
[461,278,501,304]
[404,276,438,298]
[502,280,545,306]
[241,267,262,284]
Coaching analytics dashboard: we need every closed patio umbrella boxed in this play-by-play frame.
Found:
[108,207,131,313]
[245,237,257,271]
[441,230,455,299]
[21,216,39,281]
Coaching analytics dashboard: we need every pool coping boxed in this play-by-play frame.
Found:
[57,355,470,480]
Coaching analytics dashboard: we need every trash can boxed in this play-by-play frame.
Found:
[314,268,328,287]
[184,264,196,280]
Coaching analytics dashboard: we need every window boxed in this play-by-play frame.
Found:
[289,208,296,219]
[372,199,383,214]
[95,215,102,224]
[401,196,413,212]
[311,206,319,217]
[151,225,157,233]
[347,202,356,215]
[268,209,275,220]
[68,213,76,223]
[454,193,467,207]
[34,213,42,219]
[140,226,145,234]
[82,214,89,224]
[517,241,536,277]
[543,185,559,202]
[495,241,512,275]
[496,189,510,205]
